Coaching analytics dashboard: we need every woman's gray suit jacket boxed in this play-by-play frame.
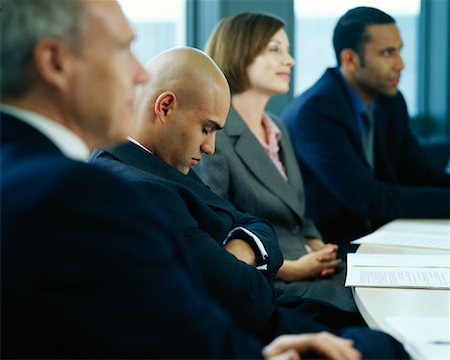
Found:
[198,107,356,312]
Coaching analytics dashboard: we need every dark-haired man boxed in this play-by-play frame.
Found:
[282,6,450,255]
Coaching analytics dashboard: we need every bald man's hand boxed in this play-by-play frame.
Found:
[224,238,257,266]
[263,332,362,360]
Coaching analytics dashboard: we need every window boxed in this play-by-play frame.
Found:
[119,0,187,65]
[294,0,420,116]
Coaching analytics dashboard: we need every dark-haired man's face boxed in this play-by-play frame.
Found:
[354,23,404,102]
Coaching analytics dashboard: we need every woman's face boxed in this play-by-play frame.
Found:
[246,28,294,96]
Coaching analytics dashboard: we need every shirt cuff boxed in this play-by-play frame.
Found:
[223,226,269,270]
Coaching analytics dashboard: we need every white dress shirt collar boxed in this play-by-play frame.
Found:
[1,104,90,161]
[127,136,153,154]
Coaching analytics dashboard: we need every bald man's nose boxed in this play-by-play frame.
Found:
[201,135,216,155]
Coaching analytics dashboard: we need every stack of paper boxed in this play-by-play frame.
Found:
[351,221,450,250]
[346,220,450,359]
[345,253,450,288]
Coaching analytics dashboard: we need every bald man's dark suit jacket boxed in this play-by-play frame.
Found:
[1,112,263,358]
[282,68,450,253]
[91,142,345,340]
[89,142,412,359]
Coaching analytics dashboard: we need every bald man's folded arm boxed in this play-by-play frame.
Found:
[155,187,280,334]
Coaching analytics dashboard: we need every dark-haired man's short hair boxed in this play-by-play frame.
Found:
[333,6,395,66]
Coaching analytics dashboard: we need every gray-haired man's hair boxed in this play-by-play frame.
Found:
[0,0,83,98]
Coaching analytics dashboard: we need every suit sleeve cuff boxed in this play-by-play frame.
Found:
[223,226,269,271]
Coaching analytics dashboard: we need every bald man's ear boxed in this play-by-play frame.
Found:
[33,37,74,92]
[340,48,361,74]
[154,91,176,123]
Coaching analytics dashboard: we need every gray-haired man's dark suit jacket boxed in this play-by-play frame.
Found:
[1,112,263,358]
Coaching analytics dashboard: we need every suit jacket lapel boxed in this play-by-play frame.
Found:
[226,107,303,218]
[277,127,306,214]
[372,100,393,177]
[328,69,373,168]
[105,141,177,178]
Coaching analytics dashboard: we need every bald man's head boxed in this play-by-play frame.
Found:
[134,47,231,175]
[134,47,229,123]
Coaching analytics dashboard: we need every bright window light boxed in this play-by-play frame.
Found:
[118,0,186,64]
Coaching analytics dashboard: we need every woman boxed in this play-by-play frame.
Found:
[198,12,356,312]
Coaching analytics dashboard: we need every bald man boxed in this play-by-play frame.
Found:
[91,46,291,339]
[90,47,409,359]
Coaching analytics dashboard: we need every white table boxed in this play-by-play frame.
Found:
[352,220,450,359]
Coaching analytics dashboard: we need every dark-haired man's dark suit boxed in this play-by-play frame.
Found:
[282,68,450,254]
[89,141,410,360]
[1,112,263,359]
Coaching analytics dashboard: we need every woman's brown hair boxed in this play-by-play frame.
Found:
[205,12,285,95]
